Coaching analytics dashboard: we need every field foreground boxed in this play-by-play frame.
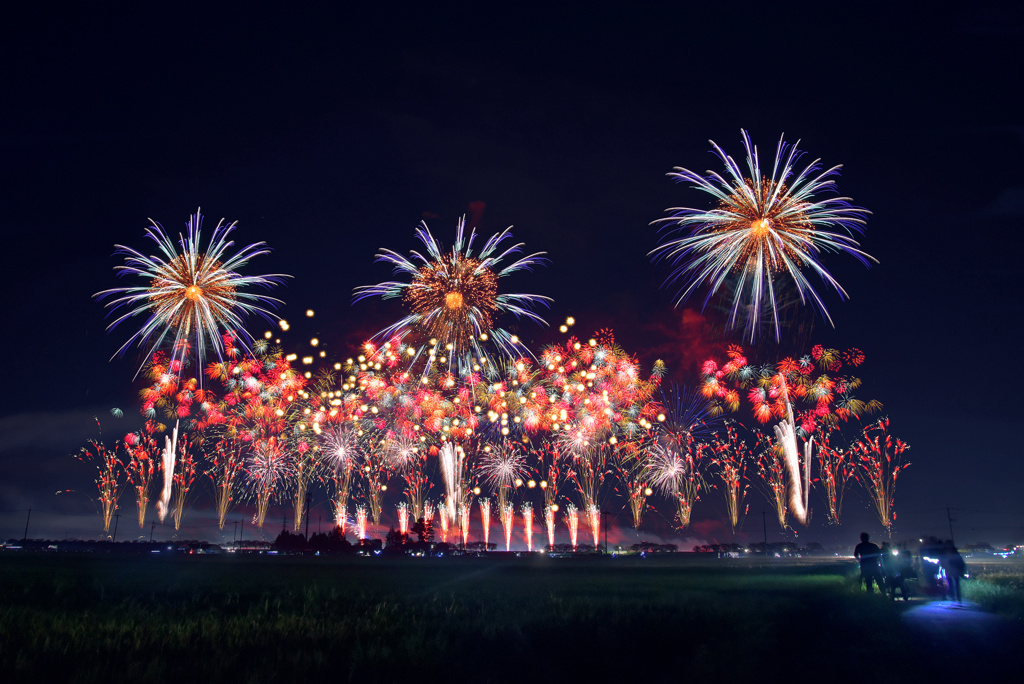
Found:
[1,553,1021,683]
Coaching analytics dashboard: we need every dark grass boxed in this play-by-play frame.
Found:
[1,553,1021,683]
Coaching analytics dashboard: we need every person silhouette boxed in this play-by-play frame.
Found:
[939,540,966,603]
[854,532,884,593]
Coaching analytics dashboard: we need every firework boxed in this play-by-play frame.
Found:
[323,426,358,530]
[459,501,471,549]
[170,435,197,531]
[423,499,435,526]
[96,210,287,373]
[707,424,751,532]
[437,499,450,542]
[355,505,368,541]
[651,131,874,341]
[246,441,294,528]
[586,503,601,550]
[479,441,529,494]
[751,430,789,532]
[478,497,492,547]
[77,434,128,535]
[644,440,704,529]
[565,503,579,551]
[206,438,245,530]
[438,443,465,522]
[522,502,534,552]
[397,501,409,536]
[353,217,551,373]
[291,440,318,532]
[614,450,651,530]
[155,421,179,522]
[815,427,857,525]
[544,504,557,549]
[851,418,910,534]
[500,500,515,551]
[125,433,157,529]
[700,345,880,525]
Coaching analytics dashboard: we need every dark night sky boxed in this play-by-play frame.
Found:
[2,4,1022,546]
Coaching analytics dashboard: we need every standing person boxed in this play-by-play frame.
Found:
[854,532,884,593]
[939,540,966,603]
[880,542,896,598]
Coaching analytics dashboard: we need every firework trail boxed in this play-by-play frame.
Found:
[522,502,534,552]
[155,420,178,522]
[751,430,789,531]
[125,433,156,529]
[500,500,515,551]
[334,502,348,537]
[852,418,910,534]
[437,500,450,543]
[544,504,557,549]
[459,502,471,549]
[246,441,294,528]
[291,441,319,532]
[76,432,128,535]
[353,217,551,374]
[651,130,874,341]
[439,443,463,522]
[170,437,196,531]
[478,497,491,547]
[96,209,287,374]
[813,427,856,525]
[423,499,435,526]
[355,505,367,541]
[707,424,751,533]
[565,503,579,551]
[206,438,245,530]
[323,426,358,532]
[397,501,409,536]
[586,503,601,549]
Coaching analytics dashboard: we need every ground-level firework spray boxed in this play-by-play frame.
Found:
[586,503,600,549]
[478,498,491,547]
[423,500,435,528]
[397,501,409,536]
[437,500,449,542]
[522,502,534,552]
[566,503,579,551]
[355,505,367,541]
[334,502,348,537]
[545,504,557,548]
[459,502,470,548]
[156,421,178,522]
[500,501,514,551]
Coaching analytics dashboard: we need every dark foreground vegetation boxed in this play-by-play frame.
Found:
[1,553,1021,683]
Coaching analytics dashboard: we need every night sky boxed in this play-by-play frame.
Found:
[2,4,1022,547]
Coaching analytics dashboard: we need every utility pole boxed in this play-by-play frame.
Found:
[947,506,956,546]
[233,521,239,543]
[22,508,31,543]
[112,514,120,543]
[150,520,156,542]
[762,511,768,556]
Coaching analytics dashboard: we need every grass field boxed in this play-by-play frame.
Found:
[1,552,1021,683]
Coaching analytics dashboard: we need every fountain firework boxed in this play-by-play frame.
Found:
[565,503,579,551]
[522,502,534,552]
[478,498,491,547]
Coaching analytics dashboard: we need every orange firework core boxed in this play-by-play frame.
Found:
[445,291,464,309]
[405,255,498,346]
[184,285,203,301]
[750,218,772,238]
